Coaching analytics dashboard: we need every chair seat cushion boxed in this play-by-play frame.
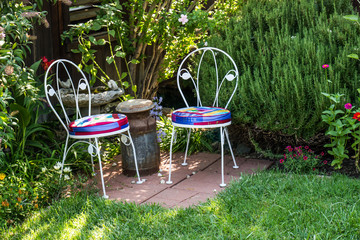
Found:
[172,106,231,126]
[69,114,129,136]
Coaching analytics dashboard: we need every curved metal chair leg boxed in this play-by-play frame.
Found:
[166,126,176,184]
[127,130,143,184]
[94,137,109,199]
[220,127,226,187]
[182,129,192,166]
[89,138,96,175]
[224,127,239,169]
[60,135,69,180]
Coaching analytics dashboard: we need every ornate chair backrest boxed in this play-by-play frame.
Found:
[44,59,91,133]
[177,47,239,109]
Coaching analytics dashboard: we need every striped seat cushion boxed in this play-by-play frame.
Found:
[172,106,231,126]
[69,114,129,136]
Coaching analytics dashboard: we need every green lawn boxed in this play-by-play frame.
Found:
[2,171,360,239]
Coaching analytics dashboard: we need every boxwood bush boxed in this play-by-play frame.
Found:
[201,0,360,140]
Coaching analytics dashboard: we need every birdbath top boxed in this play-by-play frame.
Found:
[116,99,155,114]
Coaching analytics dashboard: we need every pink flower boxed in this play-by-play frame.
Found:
[304,146,309,150]
[323,160,328,164]
[279,159,284,164]
[303,156,308,161]
[178,14,188,25]
[313,168,316,171]
[344,103,352,110]
[321,152,324,156]
[283,154,287,159]
[322,64,329,69]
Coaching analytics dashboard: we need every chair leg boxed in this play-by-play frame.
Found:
[94,137,109,199]
[166,126,176,184]
[127,130,143,184]
[182,129,192,166]
[224,127,239,169]
[220,127,226,187]
[89,139,95,175]
[60,135,69,180]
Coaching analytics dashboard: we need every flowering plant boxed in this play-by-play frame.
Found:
[321,92,360,170]
[279,146,326,174]
[0,162,72,226]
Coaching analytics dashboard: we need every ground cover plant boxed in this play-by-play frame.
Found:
[2,171,360,239]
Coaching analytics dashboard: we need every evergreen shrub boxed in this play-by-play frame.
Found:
[201,0,360,139]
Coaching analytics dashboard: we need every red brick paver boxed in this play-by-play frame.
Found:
[93,152,272,208]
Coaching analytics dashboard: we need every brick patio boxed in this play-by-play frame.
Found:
[94,152,273,208]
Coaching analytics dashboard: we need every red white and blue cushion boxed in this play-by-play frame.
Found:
[172,106,231,126]
[69,114,129,136]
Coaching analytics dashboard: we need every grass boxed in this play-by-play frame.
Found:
[2,171,360,239]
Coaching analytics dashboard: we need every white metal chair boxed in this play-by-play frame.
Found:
[166,47,239,187]
[44,59,143,198]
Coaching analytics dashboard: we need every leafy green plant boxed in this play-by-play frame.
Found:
[279,145,327,174]
[202,0,360,140]
[62,0,241,99]
[156,115,213,155]
[321,92,360,170]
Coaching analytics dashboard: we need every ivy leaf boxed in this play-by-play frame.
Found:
[89,36,96,44]
[91,22,102,31]
[129,59,140,64]
[71,49,81,54]
[115,51,126,58]
[109,30,115,37]
[132,85,137,94]
[97,39,106,45]
[120,72,127,80]
[122,81,129,88]
[106,56,114,64]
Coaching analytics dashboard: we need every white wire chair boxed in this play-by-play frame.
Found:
[166,47,239,187]
[44,59,143,198]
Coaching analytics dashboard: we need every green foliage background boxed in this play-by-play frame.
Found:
[201,0,360,139]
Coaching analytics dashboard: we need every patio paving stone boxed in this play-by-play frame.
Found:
[92,152,273,208]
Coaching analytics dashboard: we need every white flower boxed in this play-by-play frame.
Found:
[41,167,47,173]
[63,167,72,173]
[291,36,296,39]
[0,40,5,47]
[178,14,188,25]
[204,42,208,46]
[64,175,70,180]
[54,162,62,170]
[157,172,163,177]
[160,179,165,184]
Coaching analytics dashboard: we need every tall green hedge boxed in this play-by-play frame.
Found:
[202,0,360,139]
